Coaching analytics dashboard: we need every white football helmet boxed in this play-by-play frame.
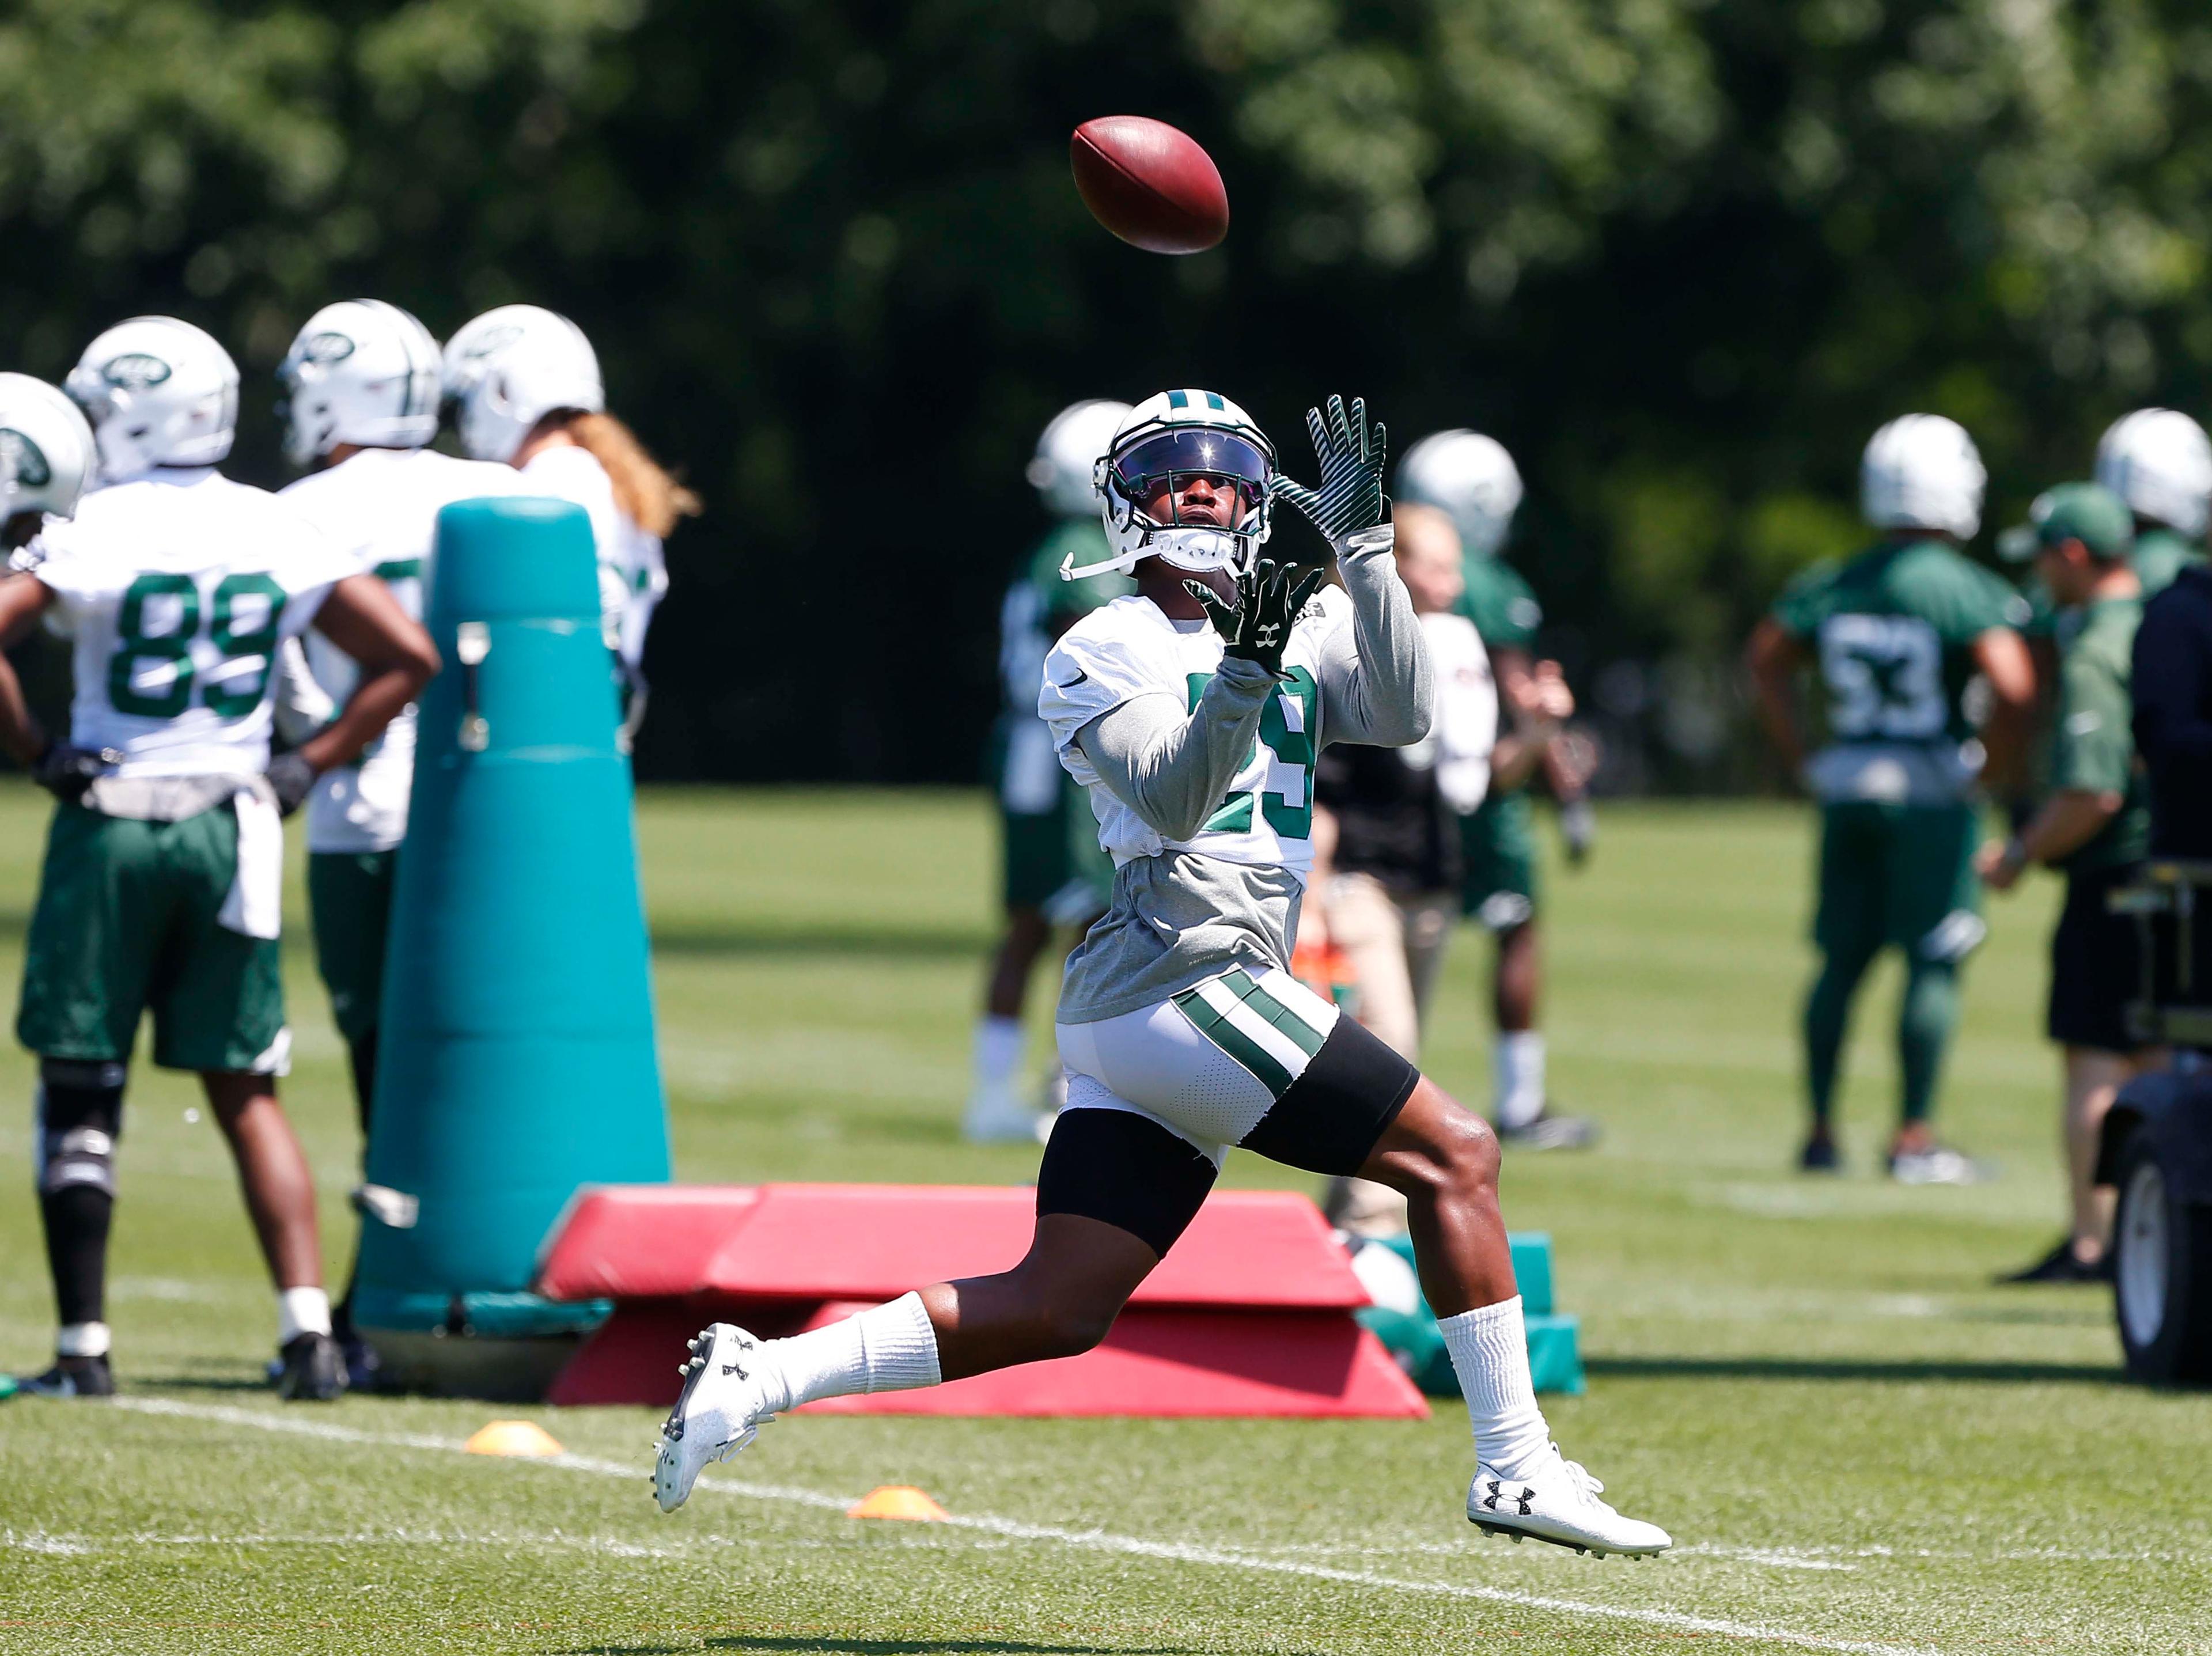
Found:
[1862,414,1984,540]
[278,300,442,467]
[1396,430,1524,559]
[1028,399,1132,520]
[441,304,604,463]
[0,374,98,521]
[2095,408,2212,540]
[1071,389,1277,580]
[65,316,238,479]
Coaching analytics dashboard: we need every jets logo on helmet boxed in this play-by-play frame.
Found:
[441,304,604,463]
[1861,414,1984,541]
[1067,388,1277,581]
[1,430,50,491]
[277,300,442,467]
[65,316,238,480]
[0,373,99,523]
[1397,429,1523,559]
[102,354,173,391]
[2095,408,2212,540]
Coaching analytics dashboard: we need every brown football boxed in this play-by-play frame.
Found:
[1070,116,1229,255]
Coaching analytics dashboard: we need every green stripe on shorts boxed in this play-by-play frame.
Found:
[1229,970,1327,1058]
[1172,981,1294,1097]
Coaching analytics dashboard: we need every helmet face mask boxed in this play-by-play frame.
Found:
[1070,389,1276,582]
[276,300,443,468]
[64,316,239,480]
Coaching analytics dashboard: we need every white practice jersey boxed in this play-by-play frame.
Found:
[1403,609,1495,814]
[24,468,353,778]
[520,445,668,672]
[1040,587,1353,877]
[278,447,531,852]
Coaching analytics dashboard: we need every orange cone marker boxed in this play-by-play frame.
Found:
[846,1484,949,1521]
[464,1420,565,1457]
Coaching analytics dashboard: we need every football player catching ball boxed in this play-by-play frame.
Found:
[652,389,1671,1559]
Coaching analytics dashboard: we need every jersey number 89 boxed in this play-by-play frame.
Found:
[108,571,289,719]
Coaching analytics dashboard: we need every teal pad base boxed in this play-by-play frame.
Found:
[1358,1232,1584,1396]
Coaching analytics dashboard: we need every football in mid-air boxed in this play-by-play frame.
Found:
[1070,116,1229,255]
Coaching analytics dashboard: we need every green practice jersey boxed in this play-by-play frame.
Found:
[1457,557,1542,654]
[1772,539,2029,801]
[2048,594,2150,872]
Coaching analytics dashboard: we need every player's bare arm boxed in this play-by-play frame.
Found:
[1968,624,2037,793]
[1743,615,1810,779]
[0,570,54,766]
[290,573,440,777]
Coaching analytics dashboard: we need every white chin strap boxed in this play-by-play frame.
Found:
[1061,526,1246,582]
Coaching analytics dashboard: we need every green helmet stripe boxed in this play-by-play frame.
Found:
[1166,390,1190,410]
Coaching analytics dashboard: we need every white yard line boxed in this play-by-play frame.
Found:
[112,1397,1939,1656]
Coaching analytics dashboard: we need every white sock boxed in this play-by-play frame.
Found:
[1438,1295,1551,1479]
[972,1015,1025,1093]
[278,1287,332,1346]
[57,1321,111,1359]
[759,1291,941,1412]
[1494,1032,1546,1130]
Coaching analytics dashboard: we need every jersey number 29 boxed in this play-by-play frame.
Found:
[1185,667,1319,839]
[108,571,289,719]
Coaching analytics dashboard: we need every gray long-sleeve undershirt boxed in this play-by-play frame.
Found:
[1074,528,1431,839]
[1056,529,1432,1023]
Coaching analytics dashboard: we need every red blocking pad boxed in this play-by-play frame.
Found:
[536,1184,1426,1418]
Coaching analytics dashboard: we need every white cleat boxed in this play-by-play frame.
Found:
[1467,1448,1672,1558]
[652,1322,777,1513]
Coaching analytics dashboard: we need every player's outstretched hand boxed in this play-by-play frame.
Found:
[1272,393,1388,547]
[265,753,318,817]
[31,739,122,804]
[1185,559,1327,675]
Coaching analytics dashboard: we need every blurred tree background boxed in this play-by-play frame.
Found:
[5,0,2210,787]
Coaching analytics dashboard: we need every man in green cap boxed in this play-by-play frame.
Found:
[1980,483,2155,1282]
[1745,415,2037,1182]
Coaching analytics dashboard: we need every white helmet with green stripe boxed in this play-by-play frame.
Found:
[277,300,444,467]
[1067,388,1277,581]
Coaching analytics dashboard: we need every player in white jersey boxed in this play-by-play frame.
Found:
[270,301,534,1382]
[652,391,1672,1559]
[0,319,438,1404]
[441,305,698,747]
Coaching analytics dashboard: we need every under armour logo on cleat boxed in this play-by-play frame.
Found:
[722,1362,748,1379]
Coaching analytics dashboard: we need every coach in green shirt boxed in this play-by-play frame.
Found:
[1982,482,2152,1283]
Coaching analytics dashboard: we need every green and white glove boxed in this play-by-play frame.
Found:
[1184,559,1328,676]
[1272,393,1388,546]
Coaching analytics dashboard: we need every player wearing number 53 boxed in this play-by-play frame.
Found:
[0,317,438,1405]
[1744,415,2036,1184]
[654,391,1673,1559]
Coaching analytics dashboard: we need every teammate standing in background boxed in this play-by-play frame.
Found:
[968,400,1133,1142]
[1745,415,2036,1182]
[2094,408,2210,597]
[1308,502,1574,1234]
[442,305,698,748]
[1396,431,1596,1150]
[1982,486,2153,1281]
[0,318,437,1400]
[272,300,532,1379]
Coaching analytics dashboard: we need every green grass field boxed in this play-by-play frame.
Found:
[2,783,2206,1654]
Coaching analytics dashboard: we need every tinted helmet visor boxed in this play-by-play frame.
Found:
[1111,430,1272,519]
